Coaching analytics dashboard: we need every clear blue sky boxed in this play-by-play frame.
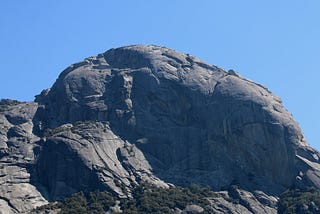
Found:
[0,1,319,150]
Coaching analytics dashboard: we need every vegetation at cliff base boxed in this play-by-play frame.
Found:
[34,184,216,213]
[278,187,320,214]
[34,184,320,213]
[120,184,215,213]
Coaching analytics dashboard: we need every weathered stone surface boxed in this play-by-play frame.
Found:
[36,121,167,201]
[1,45,320,213]
[0,102,47,213]
[181,204,204,213]
[207,187,278,214]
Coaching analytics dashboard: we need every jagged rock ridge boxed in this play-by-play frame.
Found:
[0,45,320,213]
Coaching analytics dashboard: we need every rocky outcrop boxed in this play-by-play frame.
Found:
[0,100,47,213]
[0,45,319,213]
[207,186,278,214]
[36,121,167,201]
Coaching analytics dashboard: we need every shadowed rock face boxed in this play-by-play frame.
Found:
[1,45,320,213]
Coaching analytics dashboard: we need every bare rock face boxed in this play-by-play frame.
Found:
[207,187,278,214]
[36,122,167,201]
[0,100,47,213]
[0,45,320,213]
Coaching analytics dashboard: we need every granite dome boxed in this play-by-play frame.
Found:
[1,45,319,213]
